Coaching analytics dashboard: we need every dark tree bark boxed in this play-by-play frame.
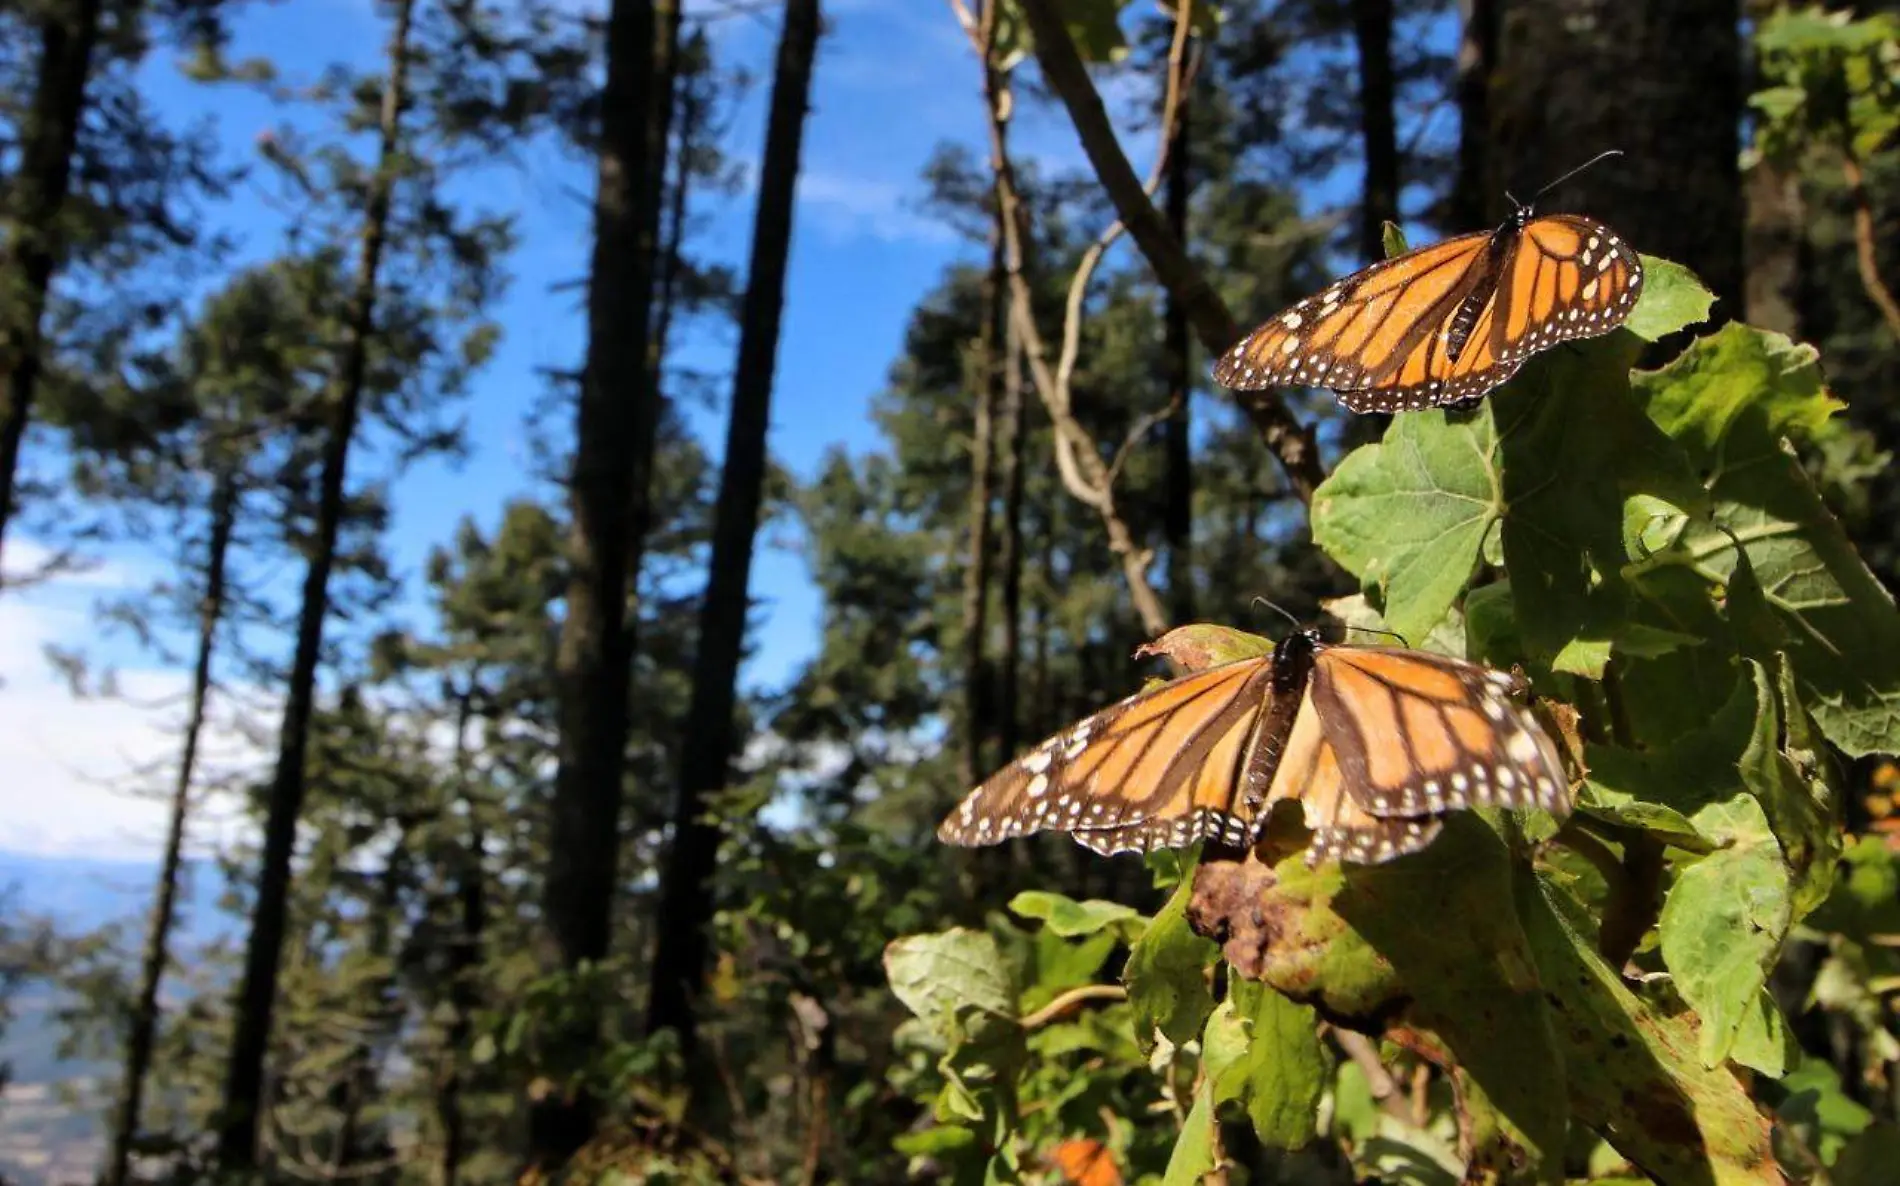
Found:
[537,0,662,1162]
[216,0,415,1166]
[645,0,820,1061]
[1162,52,1193,627]
[103,466,237,1186]
[957,239,999,789]
[1745,161,1806,337]
[1491,0,1745,318]
[645,0,688,386]
[1451,0,1501,229]
[1352,0,1400,264]
[996,321,1026,762]
[0,0,103,576]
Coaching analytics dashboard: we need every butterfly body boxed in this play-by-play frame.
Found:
[1213,208,1642,412]
[938,630,1571,867]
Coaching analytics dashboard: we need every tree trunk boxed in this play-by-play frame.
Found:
[645,0,688,385]
[103,466,237,1186]
[995,319,1026,763]
[1491,0,1744,318]
[645,0,820,1063]
[1744,161,1805,337]
[1352,0,1399,264]
[0,0,102,575]
[1161,54,1193,627]
[958,212,1003,790]
[214,0,414,1167]
[437,688,485,1186]
[535,0,664,1160]
[1451,0,1500,229]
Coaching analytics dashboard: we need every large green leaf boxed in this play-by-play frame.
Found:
[1313,256,1715,670]
[886,928,1018,1044]
[1212,981,1326,1149]
[1518,874,1781,1184]
[1631,324,1900,756]
[1124,865,1216,1052]
[1311,407,1500,647]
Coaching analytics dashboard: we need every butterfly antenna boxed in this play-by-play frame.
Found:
[1532,149,1624,202]
[1344,624,1412,647]
[1249,595,1302,631]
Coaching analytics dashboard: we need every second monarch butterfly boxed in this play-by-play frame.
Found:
[937,628,1571,866]
[1212,152,1642,413]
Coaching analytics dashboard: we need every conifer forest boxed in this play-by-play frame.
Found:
[4,0,1900,1182]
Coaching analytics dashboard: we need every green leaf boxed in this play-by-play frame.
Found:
[1160,1076,1219,1186]
[1322,592,1465,657]
[1518,874,1782,1183]
[1008,892,1143,943]
[1657,799,1790,1069]
[885,929,1018,1044]
[1775,1057,1875,1164]
[1490,339,1707,673]
[1212,981,1325,1149]
[1311,409,1499,647]
[1632,324,1900,756]
[1623,255,1716,342]
[1727,986,1796,1078]
[1123,867,1216,1052]
[1136,623,1273,670]
[1382,220,1409,259]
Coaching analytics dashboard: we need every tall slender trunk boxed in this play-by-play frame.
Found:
[437,688,484,1186]
[645,0,821,1064]
[1353,0,1399,262]
[1161,57,1193,627]
[645,0,689,387]
[103,466,238,1186]
[215,0,415,1166]
[1451,0,1500,229]
[0,0,103,574]
[957,227,1002,788]
[995,321,1026,763]
[535,0,663,1161]
[1492,0,1744,318]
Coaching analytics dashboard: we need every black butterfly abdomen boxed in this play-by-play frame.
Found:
[1444,225,1520,364]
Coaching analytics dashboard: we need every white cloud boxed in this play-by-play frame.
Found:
[794,169,960,245]
[0,545,260,863]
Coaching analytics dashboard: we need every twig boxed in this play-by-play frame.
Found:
[1326,1027,1415,1125]
[1011,0,1324,503]
[1842,153,1900,340]
[959,0,1176,639]
[1020,984,1129,1029]
[1106,395,1183,491]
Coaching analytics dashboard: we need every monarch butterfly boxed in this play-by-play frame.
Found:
[1213,153,1642,412]
[937,629,1571,866]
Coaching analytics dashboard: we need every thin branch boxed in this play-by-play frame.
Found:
[1842,153,1900,340]
[1020,984,1128,1029]
[962,0,1173,638]
[1012,0,1324,502]
[1327,1028,1416,1125]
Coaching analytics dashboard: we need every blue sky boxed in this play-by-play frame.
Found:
[0,0,1170,865]
[121,0,996,690]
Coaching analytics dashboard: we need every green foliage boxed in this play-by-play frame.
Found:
[1751,7,1900,165]
[890,233,1898,1180]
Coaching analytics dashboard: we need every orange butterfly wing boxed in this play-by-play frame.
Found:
[1308,646,1571,819]
[1050,1138,1122,1186]
[936,658,1275,854]
[1213,213,1642,412]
